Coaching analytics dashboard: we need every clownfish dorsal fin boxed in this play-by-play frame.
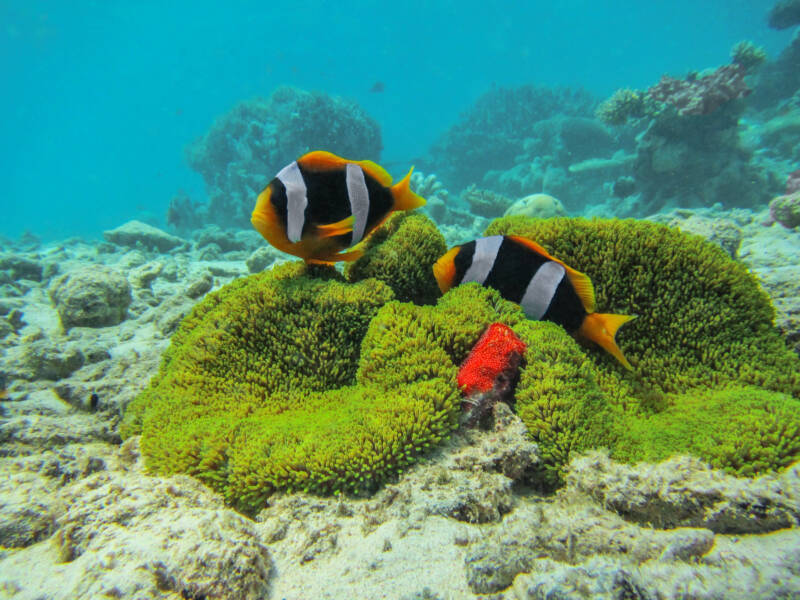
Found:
[508,235,596,313]
[354,159,393,187]
[298,150,349,171]
[315,215,355,238]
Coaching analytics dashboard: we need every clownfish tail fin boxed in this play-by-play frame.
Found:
[578,312,636,371]
[391,167,426,211]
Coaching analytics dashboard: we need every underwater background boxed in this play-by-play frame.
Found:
[2,1,800,599]
[0,0,793,240]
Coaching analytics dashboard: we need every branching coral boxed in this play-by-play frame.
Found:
[730,40,767,73]
[595,88,646,126]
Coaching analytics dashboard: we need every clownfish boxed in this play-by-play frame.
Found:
[251,151,426,264]
[433,235,636,370]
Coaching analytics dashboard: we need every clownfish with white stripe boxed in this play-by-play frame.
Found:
[251,151,426,264]
[433,235,636,370]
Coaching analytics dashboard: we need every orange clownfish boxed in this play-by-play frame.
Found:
[433,235,636,370]
[251,151,426,264]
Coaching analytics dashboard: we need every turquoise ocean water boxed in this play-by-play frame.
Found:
[0,0,790,240]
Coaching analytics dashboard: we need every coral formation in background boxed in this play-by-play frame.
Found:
[647,64,751,117]
[730,40,768,73]
[596,48,780,215]
[461,185,512,218]
[595,88,646,126]
[503,193,566,219]
[429,85,597,191]
[770,190,800,228]
[768,0,800,29]
[184,86,381,229]
[749,31,800,110]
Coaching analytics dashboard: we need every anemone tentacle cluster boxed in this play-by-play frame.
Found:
[124,215,800,509]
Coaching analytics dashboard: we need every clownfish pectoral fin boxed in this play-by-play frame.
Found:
[578,312,637,371]
[391,167,426,211]
[432,247,460,294]
[334,248,365,262]
[314,216,355,238]
[307,247,365,264]
[508,235,596,313]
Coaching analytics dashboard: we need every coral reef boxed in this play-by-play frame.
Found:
[749,30,800,110]
[730,40,767,72]
[788,168,800,193]
[770,190,800,228]
[103,220,186,253]
[768,0,800,29]
[410,171,488,244]
[185,86,382,229]
[49,267,132,329]
[594,53,794,215]
[2,213,800,599]
[595,88,646,126]
[460,185,511,218]
[429,85,597,190]
[344,213,446,305]
[647,64,751,117]
[632,92,778,213]
[503,193,566,219]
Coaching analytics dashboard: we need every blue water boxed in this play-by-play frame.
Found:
[0,0,791,240]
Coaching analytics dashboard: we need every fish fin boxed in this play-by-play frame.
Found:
[577,313,637,370]
[308,248,365,264]
[432,247,460,294]
[315,216,355,238]
[508,235,596,312]
[391,167,427,211]
[298,150,349,171]
[354,159,393,186]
